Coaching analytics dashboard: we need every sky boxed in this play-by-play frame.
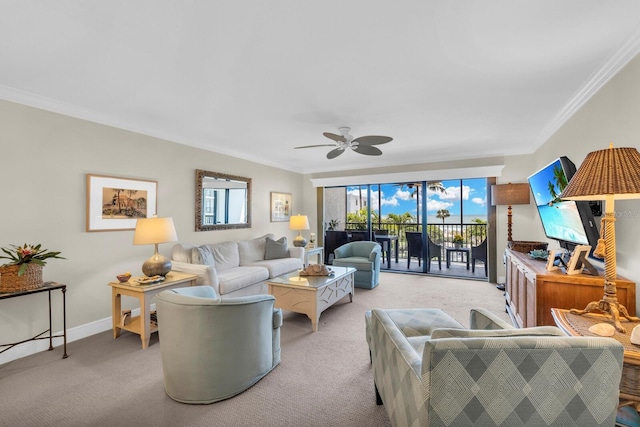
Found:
[347,178,488,222]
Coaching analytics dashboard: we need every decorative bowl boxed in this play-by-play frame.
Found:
[528,249,549,260]
[116,273,132,283]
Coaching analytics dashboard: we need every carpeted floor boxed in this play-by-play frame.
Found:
[0,272,510,427]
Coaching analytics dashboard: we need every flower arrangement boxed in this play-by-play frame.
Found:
[452,234,464,245]
[0,243,65,276]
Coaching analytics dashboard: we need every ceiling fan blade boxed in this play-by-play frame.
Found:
[353,145,383,156]
[294,144,336,149]
[323,132,347,143]
[327,148,345,159]
[352,135,393,145]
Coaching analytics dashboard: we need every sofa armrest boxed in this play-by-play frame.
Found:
[469,307,514,330]
[171,261,220,293]
[287,246,304,263]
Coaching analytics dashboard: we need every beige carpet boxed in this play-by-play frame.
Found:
[0,272,509,427]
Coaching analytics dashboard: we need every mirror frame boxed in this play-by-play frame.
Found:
[195,169,252,231]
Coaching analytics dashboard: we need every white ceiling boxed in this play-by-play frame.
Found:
[2,1,640,175]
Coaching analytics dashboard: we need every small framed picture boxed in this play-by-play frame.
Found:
[566,245,592,275]
[86,174,157,232]
[270,192,291,222]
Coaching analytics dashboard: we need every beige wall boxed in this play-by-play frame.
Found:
[0,100,305,349]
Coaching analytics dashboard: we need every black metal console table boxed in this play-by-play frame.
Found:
[0,281,68,359]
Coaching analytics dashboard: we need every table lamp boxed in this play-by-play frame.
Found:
[560,143,640,332]
[491,183,531,242]
[133,216,178,277]
[289,214,310,247]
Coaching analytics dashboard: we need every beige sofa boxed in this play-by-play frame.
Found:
[171,234,303,299]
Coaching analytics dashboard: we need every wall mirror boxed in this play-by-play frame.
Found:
[195,169,251,231]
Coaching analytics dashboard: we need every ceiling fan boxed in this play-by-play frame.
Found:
[294,127,392,159]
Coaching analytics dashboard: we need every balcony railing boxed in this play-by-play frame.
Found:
[344,222,487,258]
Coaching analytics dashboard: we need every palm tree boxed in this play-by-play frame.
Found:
[436,209,450,224]
[397,181,446,227]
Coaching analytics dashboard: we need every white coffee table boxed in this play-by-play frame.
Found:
[267,266,356,332]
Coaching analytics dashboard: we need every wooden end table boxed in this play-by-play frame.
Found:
[108,271,197,349]
[303,246,324,266]
[552,308,640,406]
[267,266,355,332]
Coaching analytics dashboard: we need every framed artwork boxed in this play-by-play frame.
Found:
[86,174,157,232]
[270,192,291,222]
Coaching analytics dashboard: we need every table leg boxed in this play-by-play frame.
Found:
[62,287,68,358]
[466,252,470,270]
[140,294,150,349]
[387,242,391,269]
[446,251,451,268]
[394,240,398,265]
[48,290,53,351]
[112,289,121,339]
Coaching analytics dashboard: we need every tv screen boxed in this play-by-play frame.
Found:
[528,157,600,253]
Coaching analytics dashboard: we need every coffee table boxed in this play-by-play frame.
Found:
[267,266,356,332]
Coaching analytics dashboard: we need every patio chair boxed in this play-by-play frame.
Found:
[471,238,488,275]
[349,230,369,242]
[373,230,389,264]
[406,232,442,272]
[324,230,349,264]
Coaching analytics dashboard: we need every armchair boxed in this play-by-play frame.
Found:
[332,241,381,289]
[369,307,624,426]
[156,286,282,404]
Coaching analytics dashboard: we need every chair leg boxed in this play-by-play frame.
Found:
[375,383,383,405]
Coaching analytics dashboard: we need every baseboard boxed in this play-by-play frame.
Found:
[0,305,153,365]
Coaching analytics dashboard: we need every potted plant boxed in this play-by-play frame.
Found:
[326,219,340,231]
[0,243,65,292]
[452,234,464,248]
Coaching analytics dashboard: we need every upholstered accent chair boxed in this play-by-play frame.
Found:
[368,307,624,427]
[156,286,282,404]
[332,241,381,289]
[471,238,488,275]
[405,231,442,272]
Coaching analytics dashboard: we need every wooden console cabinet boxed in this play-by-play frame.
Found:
[504,248,636,328]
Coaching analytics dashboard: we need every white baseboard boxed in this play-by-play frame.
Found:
[0,305,153,365]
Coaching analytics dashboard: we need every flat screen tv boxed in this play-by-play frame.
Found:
[527,156,600,256]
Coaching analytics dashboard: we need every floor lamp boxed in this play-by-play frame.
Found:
[560,144,640,332]
[491,183,531,243]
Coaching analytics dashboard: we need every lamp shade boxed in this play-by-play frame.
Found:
[133,217,178,245]
[491,183,530,206]
[560,145,640,201]
[289,214,310,231]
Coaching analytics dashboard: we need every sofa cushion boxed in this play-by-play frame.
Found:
[333,257,373,272]
[217,266,269,294]
[191,245,215,267]
[249,258,302,278]
[265,237,288,260]
[211,241,240,271]
[238,234,274,264]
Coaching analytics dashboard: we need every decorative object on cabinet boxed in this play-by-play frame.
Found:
[504,248,635,328]
[86,174,157,232]
[0,243,65,292]
[289,214,309,247]
[560,144,640,332]
[133,216,178,277]
[490,182,531,243]
[270,191,291,222]
[196,169,251,231]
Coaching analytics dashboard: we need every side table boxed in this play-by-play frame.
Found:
[0,282,68,359]
[304,246,324,266]
[552,308,640,406]
[108,271,197,349]
[446,247,470,269]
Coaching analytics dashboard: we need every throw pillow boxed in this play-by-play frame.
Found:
[191,245,215,267]
[265,237,288,260]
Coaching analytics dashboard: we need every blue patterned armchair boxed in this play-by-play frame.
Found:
[368,307,624,426]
